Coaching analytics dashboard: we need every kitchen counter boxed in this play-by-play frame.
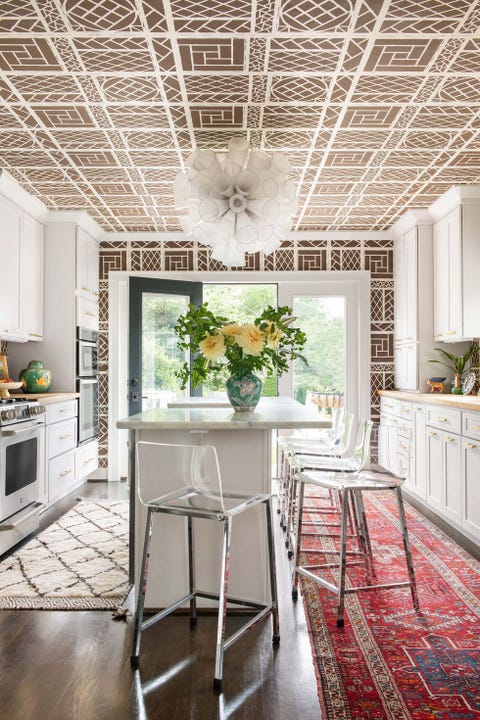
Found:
[379,389,480,411]
[11,392,80,404]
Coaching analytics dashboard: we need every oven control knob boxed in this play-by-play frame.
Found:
[1,410,8,421]
[8,410,16,419]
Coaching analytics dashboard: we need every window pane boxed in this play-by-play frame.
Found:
[142,293,189,409]
[292,296,345,414]
[203,284,277,397]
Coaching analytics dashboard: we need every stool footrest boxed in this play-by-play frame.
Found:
[141,592,195,631]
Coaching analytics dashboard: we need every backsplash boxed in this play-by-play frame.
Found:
[97,238,395,469]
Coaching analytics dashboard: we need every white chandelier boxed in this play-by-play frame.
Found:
[174,137,297,267]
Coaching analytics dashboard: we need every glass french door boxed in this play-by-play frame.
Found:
[128,277,202,415]
[278,280,368,422]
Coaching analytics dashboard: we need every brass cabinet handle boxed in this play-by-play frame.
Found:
[59,434,72,440]
[435,417,448,423]
[445,436,456,444]
[428,431,438,438]
[60,469,72,477]
[463,442,477,450]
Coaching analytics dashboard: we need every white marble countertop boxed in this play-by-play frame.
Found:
[117,396,330,431]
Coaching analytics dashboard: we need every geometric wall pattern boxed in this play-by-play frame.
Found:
[1,1,480,235]
[97,239,394,467]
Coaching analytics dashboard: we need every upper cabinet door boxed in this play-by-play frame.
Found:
[433,211,451,340]
[0,194,22,338]
[76,226,99,301]
[394,227,418,345]
[20,212,44,341]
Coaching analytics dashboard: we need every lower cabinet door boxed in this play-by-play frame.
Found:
[443,433,462,524]
[426,428,443,512]
[48,450,76,505]
[462,439,480,541]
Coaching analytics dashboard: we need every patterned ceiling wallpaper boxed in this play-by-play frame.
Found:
[1,0,480,234]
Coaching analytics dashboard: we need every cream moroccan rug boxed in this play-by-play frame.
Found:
[0,499,130,610]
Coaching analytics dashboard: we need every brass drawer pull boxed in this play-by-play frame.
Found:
[463,442,477,450]
[60,469,72,477]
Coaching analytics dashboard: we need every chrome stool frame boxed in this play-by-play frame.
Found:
[291,466,420,627]
[130,442,280,692]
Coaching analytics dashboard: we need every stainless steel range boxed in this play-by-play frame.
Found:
[0,398,46,554]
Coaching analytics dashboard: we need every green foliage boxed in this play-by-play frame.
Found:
[428,343,476,377]
[174,303,307,390]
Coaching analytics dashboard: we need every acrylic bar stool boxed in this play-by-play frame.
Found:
[283,415,366,557]
[131,441,280,691]
[277,408,352,531]
[291,425,419,627]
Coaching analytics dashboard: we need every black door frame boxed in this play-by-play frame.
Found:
[128,276,203,416]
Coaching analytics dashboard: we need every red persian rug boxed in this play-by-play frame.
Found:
[299,490,480,720]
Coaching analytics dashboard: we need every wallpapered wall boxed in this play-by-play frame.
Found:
[97,237,394,470]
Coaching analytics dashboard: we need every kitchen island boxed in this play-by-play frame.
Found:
[117,397,330,608]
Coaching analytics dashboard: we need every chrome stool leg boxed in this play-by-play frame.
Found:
[214,517,233,692]
[395,487,420,611]
[131,507,154,667]
[291,479,306,601]
[336,489,349,627]
[265,498,280,644]
[187,516,197,626]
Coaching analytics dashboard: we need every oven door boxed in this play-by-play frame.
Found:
[78,378,99,445]
[0,421,45,523]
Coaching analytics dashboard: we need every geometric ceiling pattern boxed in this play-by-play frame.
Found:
[1,0,480,233]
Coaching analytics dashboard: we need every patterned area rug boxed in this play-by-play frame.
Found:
[300,490,480,720]
[0,499,130,610]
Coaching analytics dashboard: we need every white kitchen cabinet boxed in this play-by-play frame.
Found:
[76,226,99,302]
[426,427,443,512]
[462,435,480,541]
[391,212,436,393]
[20,212,44,341]
[443,431,462,524]
[46,399,81,505]
[409,403,427,500]
[0,195,22,339]
[76,439,99,481]
[0,193,44,343]
[430,185,480,341]
[426,404,462,523]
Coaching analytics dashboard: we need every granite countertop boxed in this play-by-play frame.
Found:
[379,389,480,411]
[118,397,331,431]
[11,392,80,404]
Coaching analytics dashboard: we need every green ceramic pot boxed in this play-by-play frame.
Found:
[19,360,52,393]
[226,373,262,413]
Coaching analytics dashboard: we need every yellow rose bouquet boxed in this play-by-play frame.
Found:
[174,303,307,392]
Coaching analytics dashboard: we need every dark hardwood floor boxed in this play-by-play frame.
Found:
[0,482,322,720]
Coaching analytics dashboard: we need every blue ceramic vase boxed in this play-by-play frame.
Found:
[226,373,262,412]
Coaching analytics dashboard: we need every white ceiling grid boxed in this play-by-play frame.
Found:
[0,0,479,233]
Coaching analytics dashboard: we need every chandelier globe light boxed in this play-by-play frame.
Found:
[174,137,297,267]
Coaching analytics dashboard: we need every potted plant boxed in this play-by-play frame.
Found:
[174,303,307,412]
[428,344,476,394]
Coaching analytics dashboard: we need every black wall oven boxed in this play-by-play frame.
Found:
[76,327,99,445]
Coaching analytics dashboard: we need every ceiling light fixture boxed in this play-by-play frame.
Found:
[174,137,297,267]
